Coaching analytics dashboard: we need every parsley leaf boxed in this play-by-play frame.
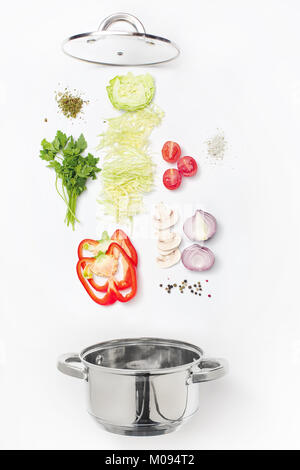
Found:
[57,130,68,148]
[39,131,101,230]
[76,134,87,152]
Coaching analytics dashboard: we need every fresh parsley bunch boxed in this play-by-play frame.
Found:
[39,130,101,230]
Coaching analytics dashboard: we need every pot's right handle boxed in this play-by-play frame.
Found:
[57,353,88,380]
[191,358,227,383]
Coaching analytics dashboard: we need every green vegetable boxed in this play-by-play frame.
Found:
[83,232,111,254]
[106,73,155,112]
[39,131,101,230]
[99,105,164,151]
[98,105,164,222]
[95,250,107,262]
[98,231,110,242]
[83,265,93,279]
[96,231,111,252]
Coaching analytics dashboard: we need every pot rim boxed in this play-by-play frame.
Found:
[79,337,204,375]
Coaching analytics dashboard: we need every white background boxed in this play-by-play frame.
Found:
[1,0,300,450]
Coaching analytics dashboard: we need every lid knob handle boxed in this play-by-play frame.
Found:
[98,12,146,35]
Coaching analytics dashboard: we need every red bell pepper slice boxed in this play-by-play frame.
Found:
[111,229,138,289]
[76,243,137,305]
[77,239,99,260]
[111,229,138,266]
[77,239,109,292]
[77,257,116,305]
[78,231,137,265]
[77,230,137,291]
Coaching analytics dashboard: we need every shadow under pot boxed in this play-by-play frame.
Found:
[57,337,227,436]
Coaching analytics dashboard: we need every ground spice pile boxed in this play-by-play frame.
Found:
[206,130,227,162]
[55,88,88,119]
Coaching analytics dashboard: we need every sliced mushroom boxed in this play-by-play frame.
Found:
[154,202,172,220]
[154,211,178,230]
[154,202,181,268]
[157,232,181,252]
[156,248,181,268]
[157,229,175,242]
[153,202,178,230]
[157,247,176,256]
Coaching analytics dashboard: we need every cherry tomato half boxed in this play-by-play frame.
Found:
[177,156,198,177]
[163,169,182,190]
[162,141,181,163]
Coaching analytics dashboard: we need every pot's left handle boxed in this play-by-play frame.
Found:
[191,358,227,383]
[57,353,88,380]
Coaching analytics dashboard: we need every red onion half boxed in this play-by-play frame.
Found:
[183,210,217,242]
[181,244,215,271]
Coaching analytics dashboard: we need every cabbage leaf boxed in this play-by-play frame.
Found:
[106,73,155,112]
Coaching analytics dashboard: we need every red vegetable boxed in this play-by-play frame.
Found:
[111,229,138,266]
[76,259,116,305]
[77,230,138,305]
[78,230,137,266]
[111,229,138,289]
[163,168,182,190]
[77,242,137,305]
[162,141,181,163]
[78,239,98,259]
[78,229,137,291]
[177,156,198,177]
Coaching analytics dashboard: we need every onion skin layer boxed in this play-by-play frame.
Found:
[181,244,215,271]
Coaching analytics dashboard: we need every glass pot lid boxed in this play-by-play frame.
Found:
[62,13,180,66]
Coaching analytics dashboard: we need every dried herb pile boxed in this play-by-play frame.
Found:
[55,88,88,119]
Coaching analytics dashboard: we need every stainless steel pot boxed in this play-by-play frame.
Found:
[58,337,227,436]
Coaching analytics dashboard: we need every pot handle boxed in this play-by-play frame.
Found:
[57,353,88,381]
[191,358,227,383]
